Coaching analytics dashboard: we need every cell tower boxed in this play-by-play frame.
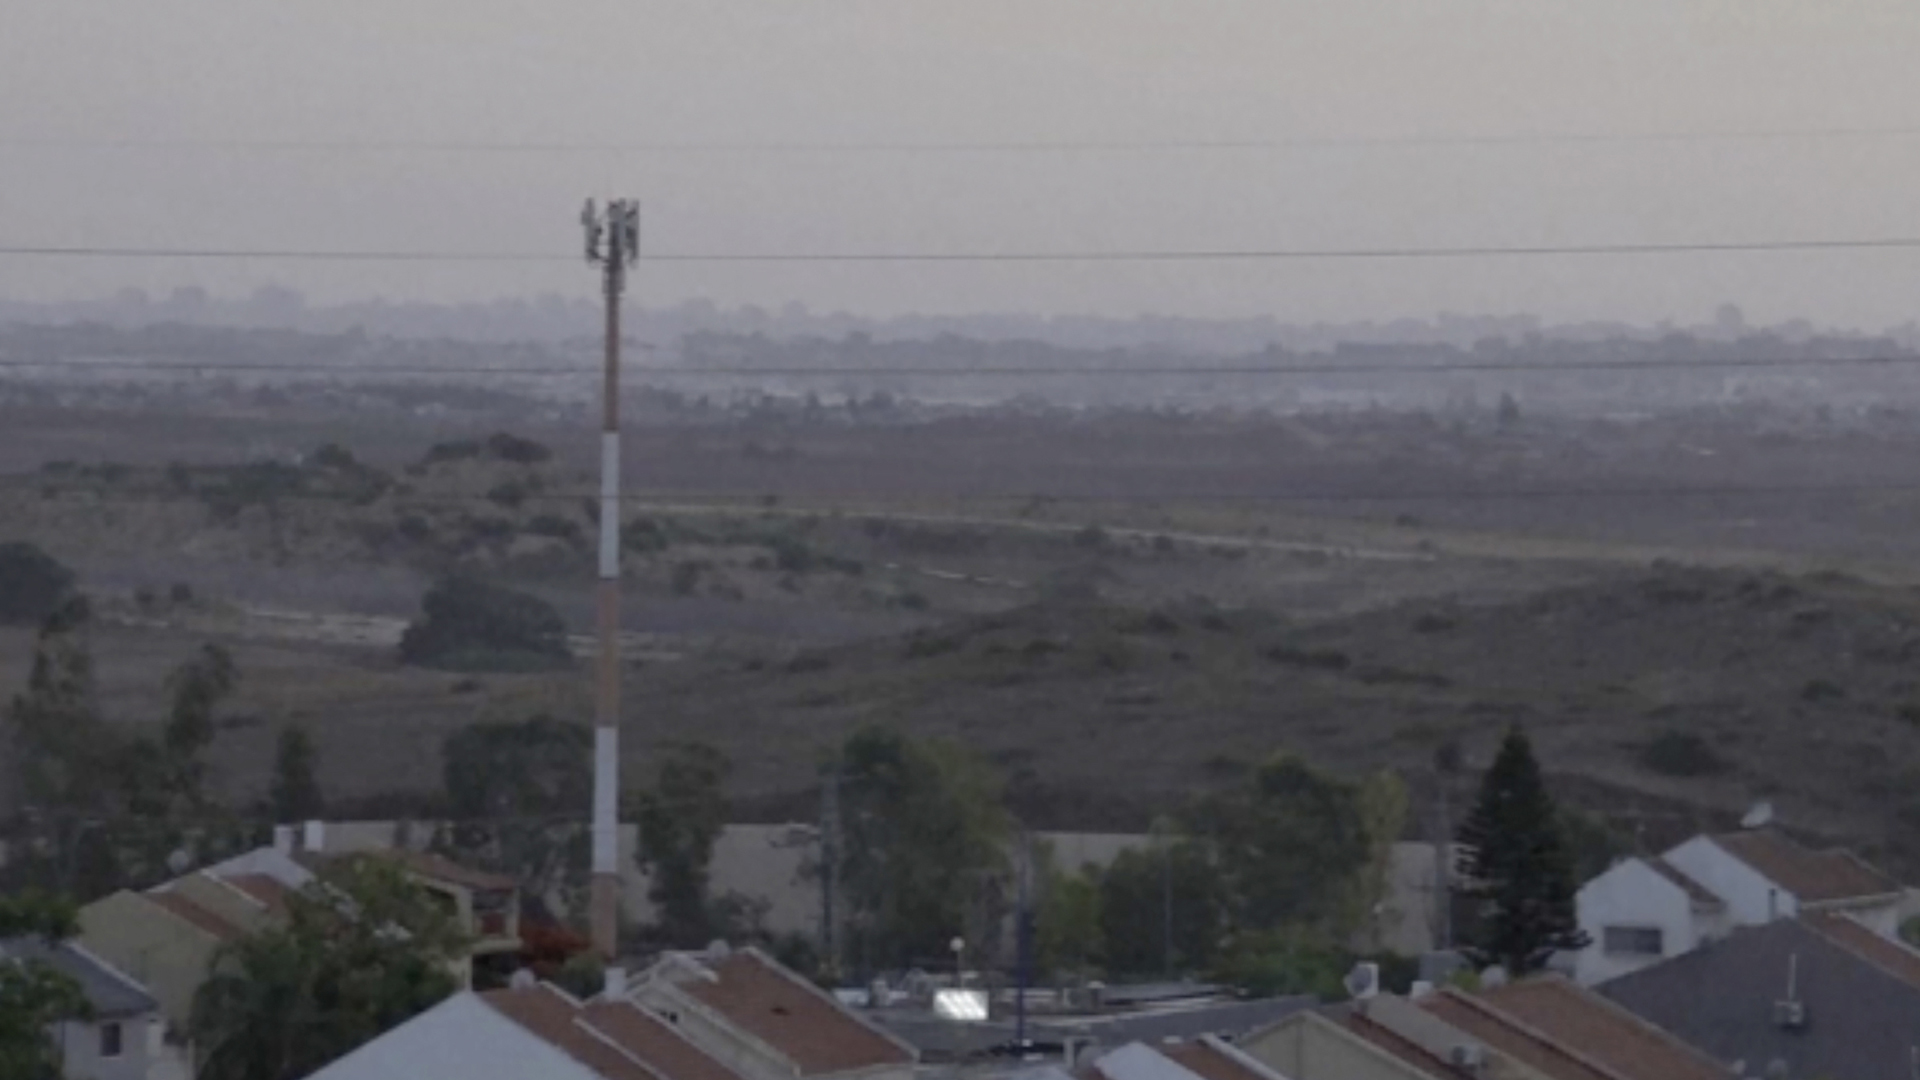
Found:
[583,197,639,960]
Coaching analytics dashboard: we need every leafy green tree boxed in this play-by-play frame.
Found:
[634,742,731,947]
[398,577,570,672]
[7,598,102,811]
[437,717,590,918]
[833,727,1010,971]
[1346,771,1410,946]
[192,856,467,1080]
[1097,842,1228,976]
[7,605,246,895]
[0,543,75,627]
[1455,727,1590,973]
[269,726,325,823]
[1195,752,1372,936]
[1034,860,1104,980]
[0,893,89,1080]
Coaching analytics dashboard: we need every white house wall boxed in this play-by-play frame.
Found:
[1662,836,1797,926]
[1573,859,1697,986]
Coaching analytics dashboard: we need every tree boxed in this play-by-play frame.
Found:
[397,577,570,672]
[437,718,590,918]
[1097,842,1228,976]
[0,893,89,1080]
[1454,727,1590,973]
[192,856,467,1080]
[0,543,75,626]
[6,603,248,896]
[832,727,1011,972]
[634,742,731,947]
[269,726,324,823]
[1034,859,1103,980]
[1195,752,1373,937]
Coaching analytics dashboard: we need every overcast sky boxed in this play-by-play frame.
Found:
[7,1,1920,326]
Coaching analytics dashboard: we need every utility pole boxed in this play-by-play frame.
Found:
[583,197,639,961]
[820,765,841,978]
[1014,830,1033,1049]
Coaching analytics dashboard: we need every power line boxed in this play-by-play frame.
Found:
[12,236,1920,265]
[10,126,1920,155]
[10,478,1920,508]
[3,353,1920,378]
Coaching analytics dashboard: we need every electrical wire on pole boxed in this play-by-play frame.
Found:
[583,196,639,961]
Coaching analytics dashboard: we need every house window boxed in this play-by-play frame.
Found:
[1602,926,1665,956]
[99,1022,123,1059]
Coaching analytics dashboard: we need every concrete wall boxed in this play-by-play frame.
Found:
[1238,1013,1430,1080]
[53,1014,157,1080]
[312,822,1448,956]
[1574,859,1700,986]
[77,893,222,1038]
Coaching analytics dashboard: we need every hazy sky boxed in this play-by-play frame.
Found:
[8,2,1920,326]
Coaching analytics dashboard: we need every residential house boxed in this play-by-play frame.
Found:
[1601,913,1920,1080]
[77,825,513,1043]
[1239,1005,1472,1080]
[1574,824,1910,985]
[358,848,523,986]
[298,983,754,1080]
[2,937,162,1080]
[622,946,918,1080]
[297,948,915,1080]
[1420,978,1725,1080]
[1083,1038,1291,1080]
[78,882,253,1038]
[1572,856,1730,985]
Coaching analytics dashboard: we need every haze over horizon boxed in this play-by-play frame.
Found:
[9,2,1920,327]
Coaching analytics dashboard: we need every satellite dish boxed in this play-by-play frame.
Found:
[1480,965,1510,989]
[166,848,193,876]
[1742,802,1776,829]
[509,969,537,989]
[1343,962,1380,1001]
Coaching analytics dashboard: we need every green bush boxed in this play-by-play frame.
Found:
[1266,644,1352,671]
[0,541,76,625]
[398,577,571,671]
[1639,730,1728,777]
[526,515,583,544]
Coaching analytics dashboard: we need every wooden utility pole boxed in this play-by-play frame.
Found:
[583,197,638,960]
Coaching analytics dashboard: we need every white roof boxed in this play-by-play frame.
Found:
[300,993,601,1080]
[197,846,316,890]
[1092,1044,1211,1080]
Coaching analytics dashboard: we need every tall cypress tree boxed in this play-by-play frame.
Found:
[1455,727,1590,973]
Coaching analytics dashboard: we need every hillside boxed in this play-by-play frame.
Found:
[628,563,1920,869]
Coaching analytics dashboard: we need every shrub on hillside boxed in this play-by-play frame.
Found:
[398,576,571,672]
[0,541,76,624]
[1638,730,1728,778]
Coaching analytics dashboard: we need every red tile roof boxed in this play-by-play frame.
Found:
[219,873,294,914]
[1805,912,1920,989]
[1709,829,1901,905]
[583,1001,748,1080]
[1473,979,1724,1080]
[680,950,916,1076]
[381,849,520,892]
[482,987,657,1080]
[1421,990,1618,1080]
[142,890,245,943]
[1644,858,1723,909]
[1342,1013,1472,1079]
